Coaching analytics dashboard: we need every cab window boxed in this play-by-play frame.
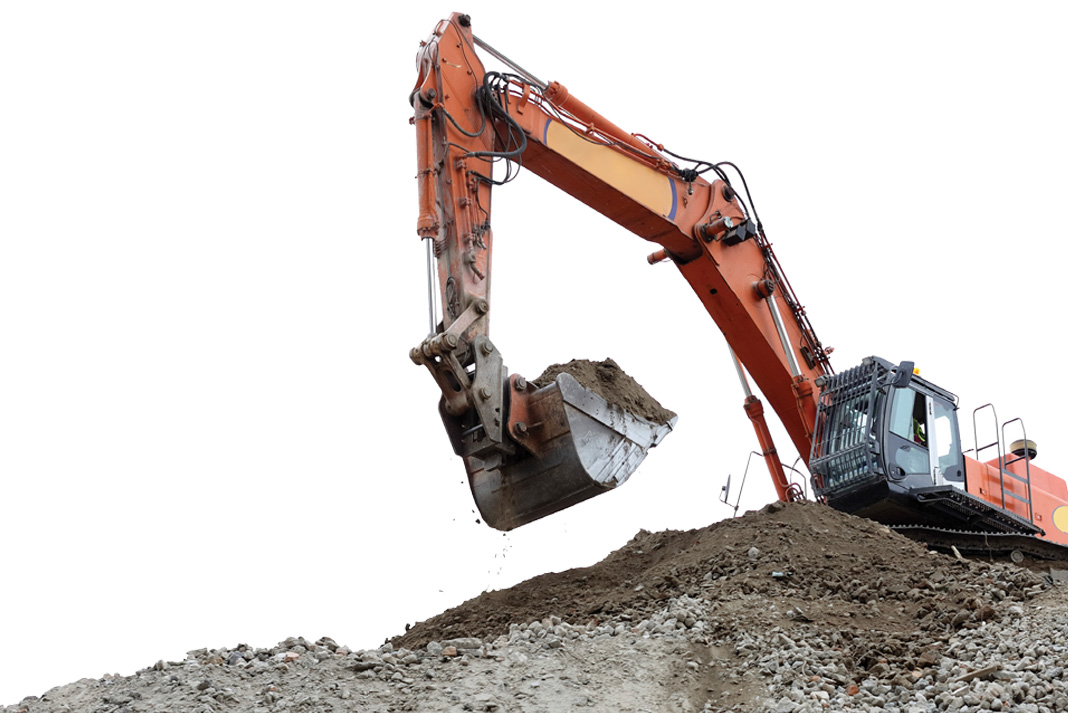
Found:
[889,388,926,446]
[932,399,964,481]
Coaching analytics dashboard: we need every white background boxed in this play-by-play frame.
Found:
[2,1,1065,704]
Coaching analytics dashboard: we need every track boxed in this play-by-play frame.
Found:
[892,523,1068,563]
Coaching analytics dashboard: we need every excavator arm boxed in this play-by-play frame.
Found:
[409,14,1068,557]
[410,14,831,528]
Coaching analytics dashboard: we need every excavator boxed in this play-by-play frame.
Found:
[409,13,1068,559]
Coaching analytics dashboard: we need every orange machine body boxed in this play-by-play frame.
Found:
[966,456,1068,547]
[411,14,1068,548]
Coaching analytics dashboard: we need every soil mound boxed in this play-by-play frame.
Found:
[532,358,676,424]
[9,501,1060,712]
[392,500,1043,652]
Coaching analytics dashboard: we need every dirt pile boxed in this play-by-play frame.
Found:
[392,500,1044,653]
[8,502,1065,713]
[532,358,676,424]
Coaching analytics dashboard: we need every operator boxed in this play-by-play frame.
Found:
[912,417,927,446]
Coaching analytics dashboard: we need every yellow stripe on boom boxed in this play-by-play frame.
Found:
[544,120,677,219]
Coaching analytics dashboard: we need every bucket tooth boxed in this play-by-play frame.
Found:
[465,373,675,530]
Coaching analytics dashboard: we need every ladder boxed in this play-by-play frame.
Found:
[973,404,1034,523]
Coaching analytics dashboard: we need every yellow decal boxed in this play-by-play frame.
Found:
[1053,505,1068,534]
[544,120,677,219]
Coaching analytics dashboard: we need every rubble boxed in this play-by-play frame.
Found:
[5,502,1067,712]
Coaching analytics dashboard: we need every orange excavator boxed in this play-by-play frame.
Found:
[409,13,1068,557]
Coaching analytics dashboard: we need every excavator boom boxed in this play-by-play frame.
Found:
[411,14,829,529]
[410,14,1068,553]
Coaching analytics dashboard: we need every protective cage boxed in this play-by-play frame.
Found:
[809,358,886,498]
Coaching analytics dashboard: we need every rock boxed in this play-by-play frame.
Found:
[954,665,1001,683]
[8,502,1068,713]
[772,696,797,713]
[917,647,942,668]
[443,638,482,651]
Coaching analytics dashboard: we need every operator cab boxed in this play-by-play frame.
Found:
[810,356,973,526]
[811,356,1044,539]
[883,371,964,488]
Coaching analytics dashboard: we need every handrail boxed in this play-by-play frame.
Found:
[1001,417,1034,523]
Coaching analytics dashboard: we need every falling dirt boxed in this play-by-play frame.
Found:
[532,358,676,425]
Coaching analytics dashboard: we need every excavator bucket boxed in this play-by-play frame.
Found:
[464,372,675,530]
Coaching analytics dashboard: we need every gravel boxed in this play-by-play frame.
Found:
[6,502,1067,712]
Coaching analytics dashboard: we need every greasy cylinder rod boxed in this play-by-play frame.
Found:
[475,32,657,162]
[426,238,438,335]
[730,347,796,503]
[473,35,547,90]
[766,292,802,379]
[730,348,753,399]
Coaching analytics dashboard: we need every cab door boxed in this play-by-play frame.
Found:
[885,386,964,487]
